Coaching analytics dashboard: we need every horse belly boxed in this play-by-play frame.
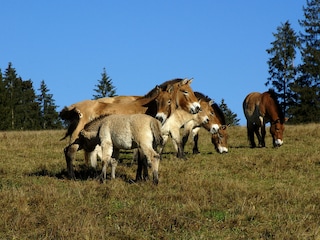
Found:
[111,134,136,150]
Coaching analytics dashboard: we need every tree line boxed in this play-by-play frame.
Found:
[2,0,318,130]
[266,0,320,123]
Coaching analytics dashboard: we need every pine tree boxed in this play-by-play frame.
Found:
[265,21,299,117]
[93,68,116,99]
[290,0,320,123]
[0,69,9,130]
[219,99,240,126]
[37,80,62,129]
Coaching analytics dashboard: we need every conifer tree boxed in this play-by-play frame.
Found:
[290,0,320,123]
[93,68,116,99]
[219,99,240,126]
[266,21,299,117]
[37,80,62,129]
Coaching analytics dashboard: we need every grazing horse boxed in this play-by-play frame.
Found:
[182,92,229,154]
[64,114,163,184]
[243,89,286,148]
[60,78,201,178]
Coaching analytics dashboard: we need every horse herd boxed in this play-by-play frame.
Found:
[60,78,286,184]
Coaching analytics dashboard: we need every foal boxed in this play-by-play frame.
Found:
[64,114,163,184]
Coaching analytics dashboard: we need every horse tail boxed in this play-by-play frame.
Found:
[59,106,81,141]
[150,118,163,146]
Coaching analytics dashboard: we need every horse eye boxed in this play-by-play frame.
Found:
[182,90,188,95]
[168,100,171,104]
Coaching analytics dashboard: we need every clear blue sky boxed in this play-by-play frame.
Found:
[1,1,304,125]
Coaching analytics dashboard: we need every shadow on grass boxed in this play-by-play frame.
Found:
[28,163,137,184]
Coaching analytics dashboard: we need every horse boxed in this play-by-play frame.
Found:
[243,89,286,148]
[181,92,229,154]
[64,114,163,184]
[61,78,201,178]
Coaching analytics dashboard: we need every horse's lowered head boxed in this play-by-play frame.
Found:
[211,125,229,153]
[270,118,285,147]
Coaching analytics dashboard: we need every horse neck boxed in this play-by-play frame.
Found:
[265,100,282,123]
[170,108,194,126]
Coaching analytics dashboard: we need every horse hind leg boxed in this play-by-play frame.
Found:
[247,123,256,148]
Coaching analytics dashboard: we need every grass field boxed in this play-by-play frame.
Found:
[0,124,320,239]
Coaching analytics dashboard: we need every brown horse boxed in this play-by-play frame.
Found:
[182,92,228,154]
[243,89,286,148]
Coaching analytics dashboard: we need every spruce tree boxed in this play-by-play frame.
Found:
[37,80,62,129]
[219,99,240,126]
[93,68,116,99]
[266,21,299,117]
[290,0,320,123]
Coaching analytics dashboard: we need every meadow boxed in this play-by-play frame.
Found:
[0,124,319,239]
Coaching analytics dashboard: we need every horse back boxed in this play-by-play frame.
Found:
[243,92,262,124]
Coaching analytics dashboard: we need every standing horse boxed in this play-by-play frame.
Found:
[243,89,286,148]
[181,92,228,154]
[64,114,163,184]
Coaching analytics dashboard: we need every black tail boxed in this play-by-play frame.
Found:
[59,107,80,141]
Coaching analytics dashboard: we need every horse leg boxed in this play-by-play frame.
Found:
[247,123,256,148]
[181,129,190,153]
[140,145,160,185]
[64,143,79,179]
[260,124,266,147]
[192,132,200,154]
[252,124,263,147]
[170,128,185,159]
[110,148,119,179]
[100,141,113,182]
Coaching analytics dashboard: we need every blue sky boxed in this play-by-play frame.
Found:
[1,1,304,125]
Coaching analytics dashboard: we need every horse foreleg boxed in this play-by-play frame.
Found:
[135,150,149,182]
[151,153,160,185]
[64,143,79,179]
[192,132,200,154]
[260,124,266,147]
[171,129,185,159]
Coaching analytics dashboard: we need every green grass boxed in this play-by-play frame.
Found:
[0,125,320,239]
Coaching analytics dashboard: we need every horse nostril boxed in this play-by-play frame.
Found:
[156,116,163,123]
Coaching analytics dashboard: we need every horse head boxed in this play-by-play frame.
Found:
[175,78,201,114]
[211,125,229,153]
[270,118,285,147]
[154,86,173,124]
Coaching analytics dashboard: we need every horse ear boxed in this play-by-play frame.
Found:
[209,100,214,106]
[187,77,194,84]
[284,117,289,122]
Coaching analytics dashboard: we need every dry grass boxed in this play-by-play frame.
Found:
[0,124,320,239]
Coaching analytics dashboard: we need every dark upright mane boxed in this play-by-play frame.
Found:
[158,78,185,90]
[212,103,227,125]
[267,89,285,123]
[194,91,212,103]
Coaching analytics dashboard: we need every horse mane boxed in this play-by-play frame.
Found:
[267,89,285,123]
[158,78,185,90]
[141,78,186,99]
[212,103,227,125]
[84,114,111,131]
[194,91,212,103]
